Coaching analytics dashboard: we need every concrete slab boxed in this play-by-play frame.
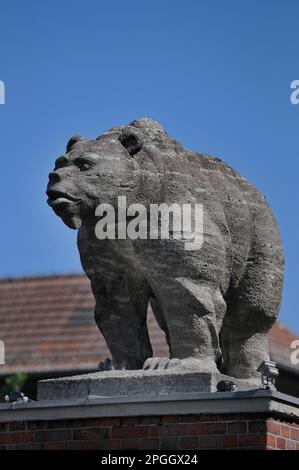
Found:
[38,369,261,401]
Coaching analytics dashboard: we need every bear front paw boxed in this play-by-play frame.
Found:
[143,357,181,370]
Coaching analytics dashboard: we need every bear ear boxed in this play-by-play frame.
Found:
[66,135,86,153]
[118,129,143,156]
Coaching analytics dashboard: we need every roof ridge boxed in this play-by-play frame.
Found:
[0,273,86,283]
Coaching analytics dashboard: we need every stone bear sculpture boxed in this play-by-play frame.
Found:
[46,118,284,380]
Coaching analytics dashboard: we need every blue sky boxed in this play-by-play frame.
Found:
[0,1,298,333]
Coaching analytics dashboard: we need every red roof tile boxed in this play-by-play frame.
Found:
[0,274,297,375]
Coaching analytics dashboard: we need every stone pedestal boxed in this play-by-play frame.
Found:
[37,370,261,401]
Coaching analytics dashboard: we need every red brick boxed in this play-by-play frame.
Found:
[26,421,46,430]
[280,424,290,438]
[102,417,120,426]
[64,419,86,428]
[121,438,139,449]
[218,435,238,448]
[0,423,8,432]
[286,440,296,450]
[220,414,240,421]
[8,422,25,431]
[197,414,218,422]
[35,429,72,442]
[140,438,159,449]
[189,423,226,436]
[152,425,168,437]
[73,427,109,440]
[150,426,163,437]
[112,426,149,439]
[121,417,139,426]
[248,420,267,433]
[140,416,161,425]
[161,415,177,424]
[290,427,299,441]
[228,422,247,434]
[81,418,103,427]
[199,436,217,449]
[0,432,34,445]
[180,437,198,449]
[47,420,65,429]
[276,437,286,449]
[177,415,199,423]
[173,424,189,435]
[165,424,188,436]
[101,439,120,450]
[267,420,280,435]
[266,434,276,448]
[239,434,266,448]
[149,424,188,437]
[160,437,179,450]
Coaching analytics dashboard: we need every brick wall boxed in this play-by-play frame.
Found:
[0,413,298,450]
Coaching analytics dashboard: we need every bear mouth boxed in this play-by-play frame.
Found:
[47,190,81,208]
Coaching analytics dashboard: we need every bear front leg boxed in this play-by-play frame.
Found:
[149,278,227,373]
[92,275,153,370]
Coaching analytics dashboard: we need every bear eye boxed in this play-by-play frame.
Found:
[118,130,143,156]
[54,156,69,170]
[74,157,92,171]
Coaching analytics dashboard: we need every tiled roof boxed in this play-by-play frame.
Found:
[268,321,298,372]
[0,274,297,375]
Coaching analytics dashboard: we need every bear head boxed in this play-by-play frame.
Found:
[46,118,181,229]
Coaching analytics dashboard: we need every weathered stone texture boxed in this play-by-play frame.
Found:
[46,118,284,381]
